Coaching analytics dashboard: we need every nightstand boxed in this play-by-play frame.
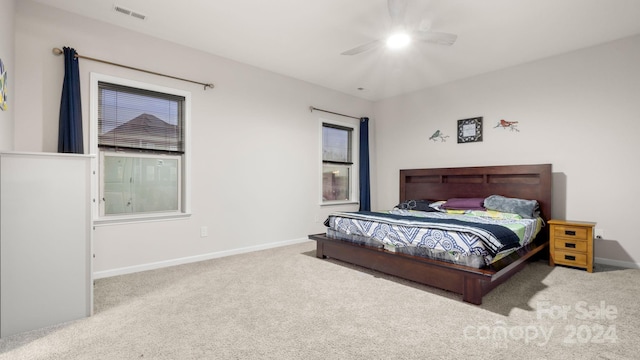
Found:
[548,219,596,272]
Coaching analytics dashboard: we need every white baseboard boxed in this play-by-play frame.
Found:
[94,242,637,280]
[594,257,640,269]
[93,238,312,279]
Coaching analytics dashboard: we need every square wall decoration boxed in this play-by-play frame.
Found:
[457,117,483,143]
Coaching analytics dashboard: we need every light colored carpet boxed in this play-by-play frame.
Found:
[0,241,638,359]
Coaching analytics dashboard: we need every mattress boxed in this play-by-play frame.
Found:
[324,209,542,268]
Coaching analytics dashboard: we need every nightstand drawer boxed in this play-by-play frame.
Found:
[553,226,589,240]
[553,250,587,266]
[554,239,588,252]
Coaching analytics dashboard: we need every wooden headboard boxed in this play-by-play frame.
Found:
[399,164,552,223]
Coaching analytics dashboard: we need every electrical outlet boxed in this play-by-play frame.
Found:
[200,226,208,238]
[594,228,604,239]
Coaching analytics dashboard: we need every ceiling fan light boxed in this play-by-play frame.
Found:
[386,32,411,49]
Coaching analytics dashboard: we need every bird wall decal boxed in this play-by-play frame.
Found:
[494,119,520,132]
[429,130,449,142]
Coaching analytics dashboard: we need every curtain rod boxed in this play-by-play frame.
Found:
[309,106,361,120]
[52,47,214,90]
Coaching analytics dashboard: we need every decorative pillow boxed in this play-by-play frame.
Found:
[444,209,467,214]
[483,195,539,219]
[441,197,486,211]
[464,210,524,220]
[428,200,446,210]
[395,199,439,212]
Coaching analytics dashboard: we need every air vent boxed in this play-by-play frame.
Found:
[113,5,147,20]
[130,12,146,20]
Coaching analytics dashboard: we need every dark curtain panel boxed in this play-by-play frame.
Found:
[58,47,84,153]
[359,117,371,211]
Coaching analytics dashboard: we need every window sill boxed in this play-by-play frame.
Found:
[93,212,191,226]
[320,201,359,207]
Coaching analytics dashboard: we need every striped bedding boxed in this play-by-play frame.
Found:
[324,209,542,268]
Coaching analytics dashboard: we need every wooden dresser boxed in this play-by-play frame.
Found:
[548,219,596,272]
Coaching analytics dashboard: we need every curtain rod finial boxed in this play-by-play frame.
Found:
[204,83,214,90]
[309,106,314,112]
[52,47,63,56]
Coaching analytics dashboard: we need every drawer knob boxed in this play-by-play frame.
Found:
[564,255,576,261]
[565,230,576,236]
[565,242,576,248]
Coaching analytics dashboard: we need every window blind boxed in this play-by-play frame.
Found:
[98,82,185,154]
[322,123,353,164]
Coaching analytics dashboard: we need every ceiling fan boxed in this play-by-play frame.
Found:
[341,0,457,55]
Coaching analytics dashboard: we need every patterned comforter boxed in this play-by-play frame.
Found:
[325,210,542,266]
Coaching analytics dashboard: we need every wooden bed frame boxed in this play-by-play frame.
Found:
[309,164,552,305]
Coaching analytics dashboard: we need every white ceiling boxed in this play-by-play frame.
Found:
[32,0,640,101]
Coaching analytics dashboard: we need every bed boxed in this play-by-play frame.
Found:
[309,164,552,304]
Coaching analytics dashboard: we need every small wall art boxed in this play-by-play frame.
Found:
[0,58,6,111]
[494,119,520,132]
[429,129,449,142]
[457,117,482,143]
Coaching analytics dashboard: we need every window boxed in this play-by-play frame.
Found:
[321,121,357,204]
[91,73,190,222]
[101,153,180,215]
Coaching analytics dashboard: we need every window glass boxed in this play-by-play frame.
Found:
[322,165,350,201]
[102,154,180,215]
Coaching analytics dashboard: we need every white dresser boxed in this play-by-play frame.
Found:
[1,152,93,337]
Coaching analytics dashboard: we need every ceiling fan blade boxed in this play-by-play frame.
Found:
[413,31,458,46]
[387,0,408,27]
[340,40,382,55]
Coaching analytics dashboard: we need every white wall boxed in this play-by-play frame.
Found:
[15,0,640,273]
[15,1,371,275]
[373,34,640,267]
[0,0,15,151]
